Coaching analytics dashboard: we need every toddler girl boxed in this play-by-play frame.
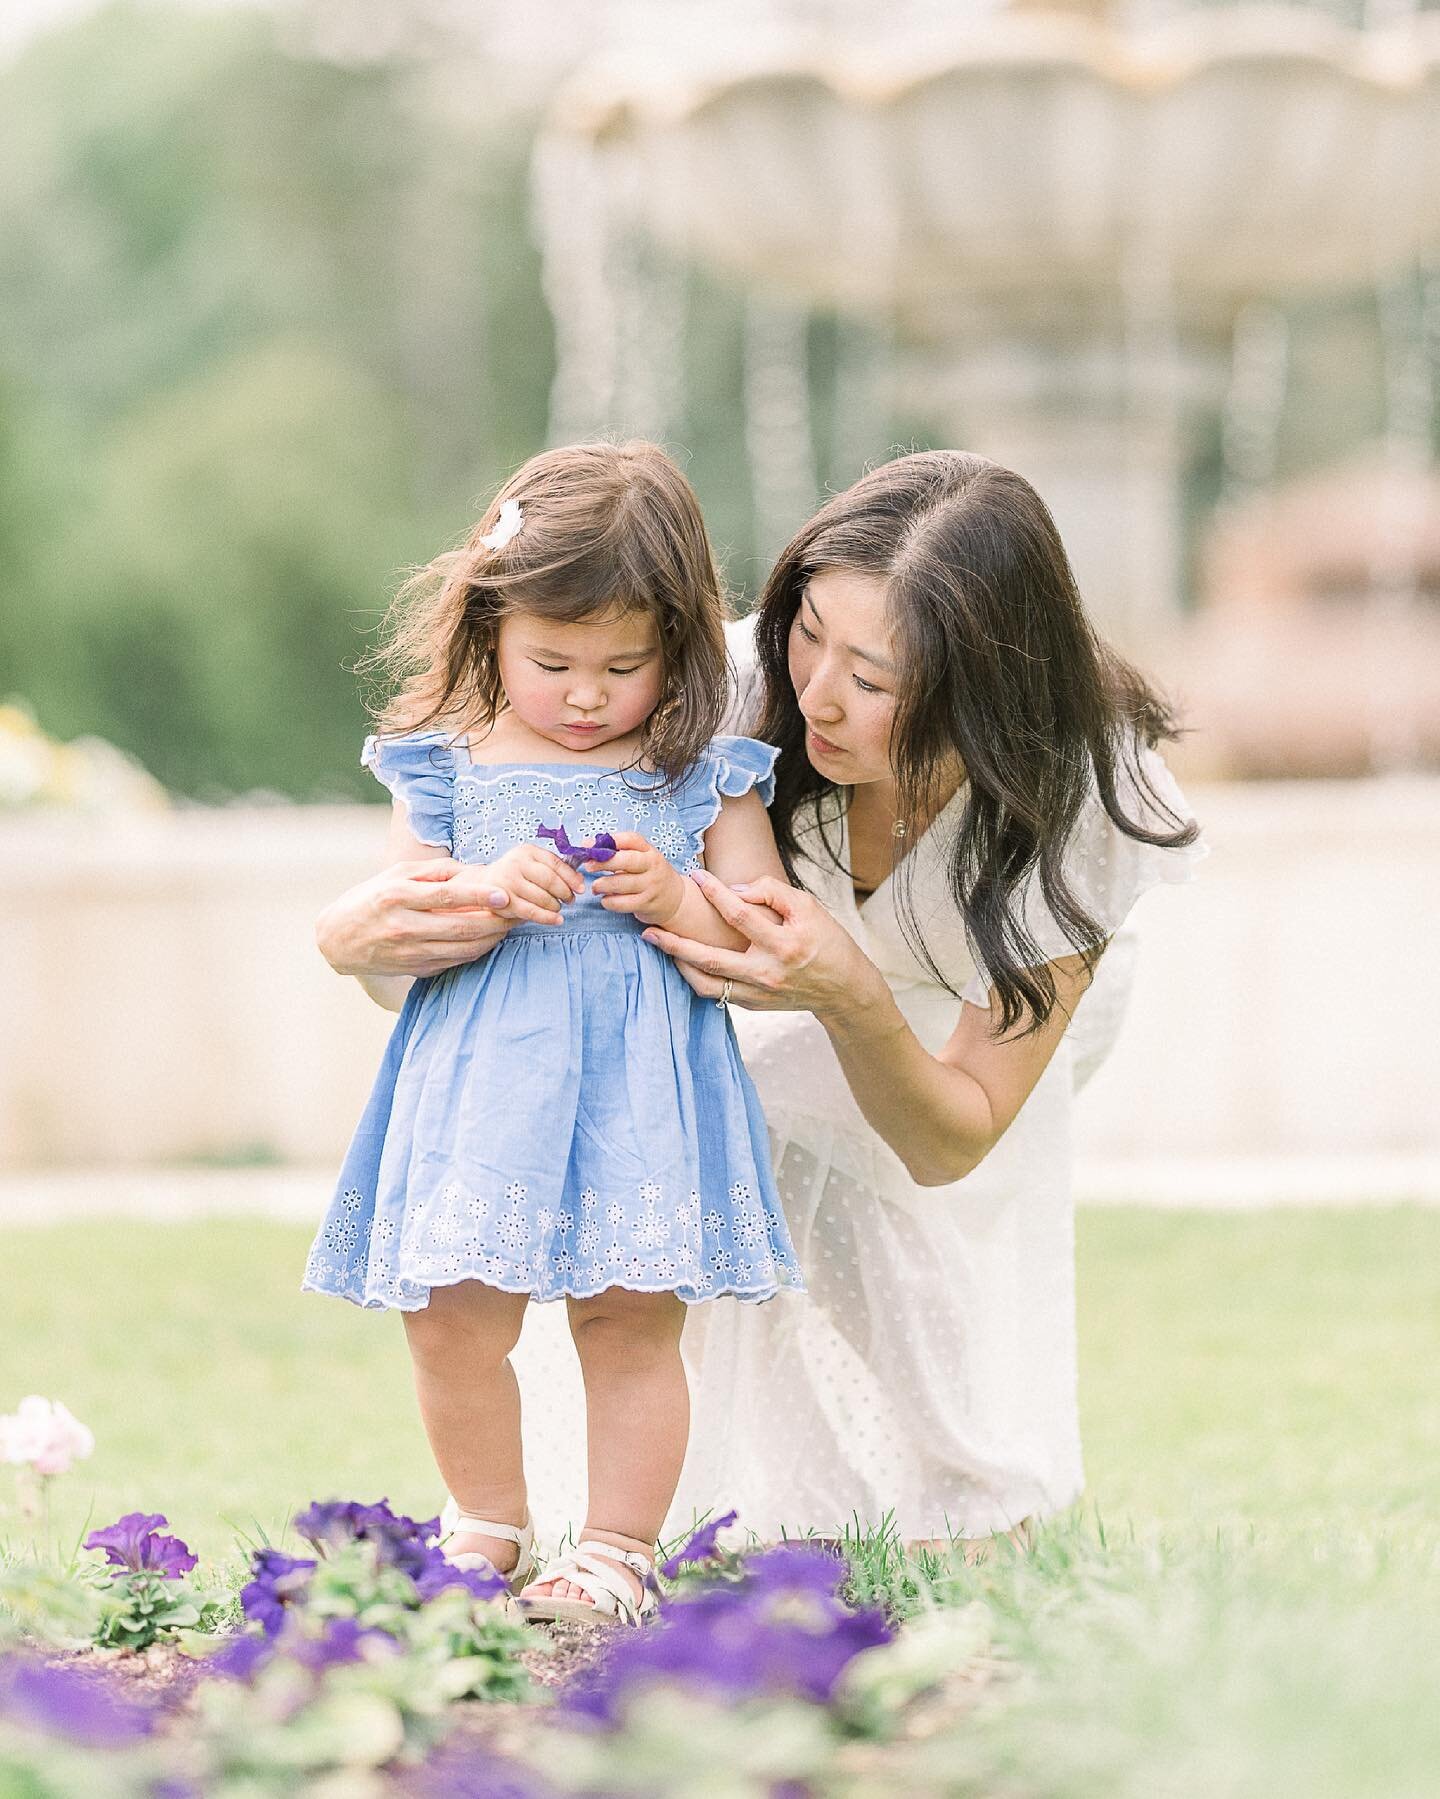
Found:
[302,441,802,1625]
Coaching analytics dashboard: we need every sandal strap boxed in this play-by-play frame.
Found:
[574,1538,653,1579]
[440,1498,534,1556]
[540,1546,655,1622]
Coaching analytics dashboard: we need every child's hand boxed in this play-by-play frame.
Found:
[587,832,686,927]
[483,845,584,925]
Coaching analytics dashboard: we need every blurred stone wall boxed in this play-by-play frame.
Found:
[2,784,1437,1169]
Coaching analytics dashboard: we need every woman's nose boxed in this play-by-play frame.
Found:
[800,666,844,723]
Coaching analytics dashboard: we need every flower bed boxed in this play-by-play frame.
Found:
[0,1486,979,1797]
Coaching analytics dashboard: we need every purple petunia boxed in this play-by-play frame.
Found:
[537,824,616,868]
[83,1512,198,1580]
[209,1614,398,1683]
[660,1509,739,1579]
[290,1496,507,1603]
[292,1497,440,1559]
[288,1616,397,1673]
[402,1742,559,1799]
[240,1548,319,1637]
[565,1538,891,1724]
[413,1554,508,1603]
[0,1652,158,1747]
[207,1632,274,1682]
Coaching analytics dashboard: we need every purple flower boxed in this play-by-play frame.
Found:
[412,1552,508,1604]
[565,1541,891,1724]
[207,1633,274,1682]
[288,1616,396,1673]
[291,1495,506,1602]
[292,1497,440,1561]
[240,1549,318,1637]
[0,1652,158,1747]
[744,1540,849,1596]
[537,824,616,867]
[402,1742,558,1799]
[661,1509,739,1579]
[83,1512,198,1580]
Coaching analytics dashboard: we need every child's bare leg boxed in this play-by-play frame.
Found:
[523,1288,688,1606]
[402,1281,531,1572]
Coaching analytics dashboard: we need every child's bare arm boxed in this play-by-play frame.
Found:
[588,791,787,951]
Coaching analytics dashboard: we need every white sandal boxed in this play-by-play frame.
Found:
[437,1496,539,1596]
[518,1538,659,1628]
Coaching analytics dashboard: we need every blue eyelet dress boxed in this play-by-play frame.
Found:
[302,731,805,1312]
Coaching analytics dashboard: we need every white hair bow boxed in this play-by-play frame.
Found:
[480,499,525,551]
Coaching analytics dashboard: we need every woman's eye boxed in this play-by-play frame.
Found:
[797,621,818,645]
[853,676,883,695]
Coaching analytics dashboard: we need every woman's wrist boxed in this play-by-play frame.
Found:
[813,943,898,1037]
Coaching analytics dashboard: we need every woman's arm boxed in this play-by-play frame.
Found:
[643,872,1096,1185]
[823,950,1096,1185]
[317,805,519,1007]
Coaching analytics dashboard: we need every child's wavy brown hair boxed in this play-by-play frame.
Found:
[362,441,729,780]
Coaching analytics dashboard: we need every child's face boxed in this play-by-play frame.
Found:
[496,606,664,755]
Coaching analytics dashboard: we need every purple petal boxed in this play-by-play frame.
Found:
[564,1540,888,1723]
[661,1509,739,1579]
[207,1634,273,1682]
[240,1550,318,1637]
[413,1547,509,1603]
[84,1512,169,1572]
[144,1532,198,1579]
[536,823,616,868]
[288,1617,396,1673]
[537,824,576,858]
[0,1653,158,1746]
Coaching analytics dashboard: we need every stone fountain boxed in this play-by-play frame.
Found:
[536,4,1440,656]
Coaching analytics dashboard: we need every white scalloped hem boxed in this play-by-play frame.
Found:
[299,1267,805,1314]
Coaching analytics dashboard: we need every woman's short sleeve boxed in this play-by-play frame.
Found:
[722,615,764,735]
[360,730,456,851]
[679,734,780,839]
[960,740,1207,1008]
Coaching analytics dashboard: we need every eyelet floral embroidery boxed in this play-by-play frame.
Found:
[307,734,800,1312]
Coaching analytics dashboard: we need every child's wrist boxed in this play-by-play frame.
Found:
[636,866,686,928]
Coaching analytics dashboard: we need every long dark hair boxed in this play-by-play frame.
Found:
[754,451,1199,1035]
[361,440,728,783]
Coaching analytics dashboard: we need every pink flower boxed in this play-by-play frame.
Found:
[0,1396,95,1476]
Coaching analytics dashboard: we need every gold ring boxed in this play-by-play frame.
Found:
[716,980,733,1010]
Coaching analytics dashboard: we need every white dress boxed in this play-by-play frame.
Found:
[510,617,1204,1543]
[666,618,1206,1541]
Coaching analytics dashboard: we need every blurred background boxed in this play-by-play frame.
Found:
[2,0,1438,1192]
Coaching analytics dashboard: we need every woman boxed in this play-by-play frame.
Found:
[317,451,1204,1549]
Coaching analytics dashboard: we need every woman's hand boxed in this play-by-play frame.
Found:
[316,858,518,980]
[641,871,887,1022]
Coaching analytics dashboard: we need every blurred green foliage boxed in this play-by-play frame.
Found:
[0,3,560,800]
[1,3,1417,799]
[0,2,897,801]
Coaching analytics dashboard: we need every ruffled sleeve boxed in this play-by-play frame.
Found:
[360,729,456,851]
[960,738,1207,1008]
[679,734,781,840]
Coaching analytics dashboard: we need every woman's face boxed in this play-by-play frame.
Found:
[786,567,898,785]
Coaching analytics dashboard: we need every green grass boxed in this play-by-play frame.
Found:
[2,1208,1436,1565]
[3,1207,1438,1796]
